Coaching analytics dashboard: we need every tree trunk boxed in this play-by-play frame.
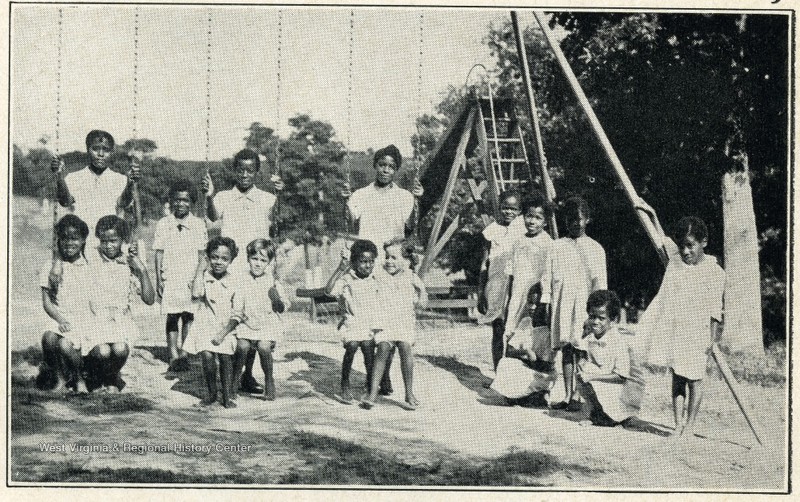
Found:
[722,170,763,354]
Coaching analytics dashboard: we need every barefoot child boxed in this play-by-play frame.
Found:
[477,189,524,370]
[38,215,93,393]
[577,290,640,426]
[86,215,155,391]
[183,237,243,408]
[503,190,554,367]
[153,180,208,372]
[547,196,606,411]
[325,239,381,403]
[637,203,725,437]
[203,148,284,394]
[362,238,427,410]
[234,239,289,402]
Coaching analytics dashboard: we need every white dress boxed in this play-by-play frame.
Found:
[477,216,525,324]
[580,326,641,422]
[84,250,141,352]
[38,256,94,354]
[331,270,382,342]
[236,271,287,343]
[637,239,726,379]
[183,271,242,355]
[545,238,590,350]
[503,232,553,340]
[152,213,207,315]
[374,269,422,344]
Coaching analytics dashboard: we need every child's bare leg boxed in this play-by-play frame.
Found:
[61,338,87,393]
[107,343,129,391]
[398,342,418,408]
[257,341,276,401]
[363,341,392,407]
[379,344,395,395]
[240,347,261,393]
[491,318,505,370]
[199,351,218,405]
[684,379,703,434]
[671,371,687,435]
[361,339,376,397]
[219,354,236,408]
[166,314,181,364]
[232,339,252,398]
[41,331,66,390]
[87,344,112,390]
[341,342,360,401]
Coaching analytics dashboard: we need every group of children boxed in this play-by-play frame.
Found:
[36,129,726,434]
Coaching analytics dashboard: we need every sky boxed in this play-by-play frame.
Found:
[11,5,532,161]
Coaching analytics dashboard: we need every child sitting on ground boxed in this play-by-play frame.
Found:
[362,238,427,410]
[233,238,289,402]
[153,180,208,373]
[86,215,155,391]
[325,239,382,403]
[183,237,243,408]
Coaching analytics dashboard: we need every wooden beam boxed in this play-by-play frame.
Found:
[424,215,461,276]
[421,108,476,276]
[511,11,558,239]
[531,10,666,264]
[467,179,487,201]
[711,344,764,446]
[475,105,501,221]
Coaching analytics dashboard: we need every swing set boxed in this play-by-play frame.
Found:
[45,6,762,447]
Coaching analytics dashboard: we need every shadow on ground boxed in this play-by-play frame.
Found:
[419,355,496,399]
[136,345,207,399]
[285,351,368,400]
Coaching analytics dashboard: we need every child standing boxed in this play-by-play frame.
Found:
[577,290,640,427]
[86,215,155,391]
[38,215,93,393]
[325,239,382,403]
[234,239,289,402]
[503,190,554,365]
[547,196,606,411]
[153,180,208,372]
[183,237,243,408]
[637,203,725,437]
[362,238,427,410]
[477,190,525,370]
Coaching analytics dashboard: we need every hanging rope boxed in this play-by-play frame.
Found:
[412,11,424,243]
[198,8,211,217]
[274,9,282,179]
[52,7,63,256]
[344,9,354,187]
[130,7,143,238]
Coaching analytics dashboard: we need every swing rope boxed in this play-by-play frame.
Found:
[344,9,354,187]
[130,7,143,239]
[412,11,424,244]
[51,7,63,257]
[198,8,211,217]
[274,9,282,178]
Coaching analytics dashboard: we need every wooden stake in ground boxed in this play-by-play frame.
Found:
[711,343,764,446]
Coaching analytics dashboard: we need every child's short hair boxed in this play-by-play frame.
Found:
[168,179,198,203]
[383,236,418,269]
[562,196,590,220]
[206,236,239,260]
[95,215,130,241]
[233,149,260,172]
[246,238,277,261]
[373,144,402,169]
[350,239,378,263]
[672,216,708,243]
[587,290,622,322]
[55,214,89,239]
[85,130,114,149]
[520,189,553,218]
[499,189,521,205]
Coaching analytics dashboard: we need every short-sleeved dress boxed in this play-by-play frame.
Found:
[84,250,141,351]
[236,271,288,343]
[152,213,207,315]
[375,269,423,344]
[331,270,382,342]
[348,183,414,264]
[544,238,590,350]
[477,216,525,325]
[638,240,725,380]
[183,271,243,355]
[579,326,640,422]
[503,231,553,340]
[39,256,93,353]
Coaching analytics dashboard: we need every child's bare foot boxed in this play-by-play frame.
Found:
[51,378,68,393]
[672,424,686,437]
[74,379,89,394]
[338,387,354,404]
[199,394,218,406]
[360,398,375,409]
[405,394,420,408]
[222,399,237,409]
[265,381,276,401]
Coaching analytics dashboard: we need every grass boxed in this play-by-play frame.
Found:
[19,462,256,484]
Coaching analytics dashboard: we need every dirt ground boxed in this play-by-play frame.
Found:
[8,197,788,490]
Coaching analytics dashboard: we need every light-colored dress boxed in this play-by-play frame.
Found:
[491,316,557,399]
[637,238,726,379]
[477,216,525,324]
[503,231,553,340]
[39,256,93,353]
[152,213,207,315]
[84,250,141,351]
[236,271,288,343]
[331,270,382,342]
[544,238,590,350]
[579,326,642,422]
[63,166,127,236]
[574,235,607,292]
[183,271,243,355]
[374,269,423,344]
[348,182,414,264]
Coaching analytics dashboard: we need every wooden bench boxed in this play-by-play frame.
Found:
[295,287,339,323]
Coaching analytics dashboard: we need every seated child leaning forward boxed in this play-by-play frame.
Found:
[577,290,641,427]
[233,238,290,402]
[183,237,243,409]
[85,215,155,391]
[325,239,382,404]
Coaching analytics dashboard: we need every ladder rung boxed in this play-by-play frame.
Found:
[491,158,528,164]
[484,117,513,122]
[486,137,520,143]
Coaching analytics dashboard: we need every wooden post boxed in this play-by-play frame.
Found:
[511,11,558,239]
[531,10,666,265]
[711,344,764,446]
